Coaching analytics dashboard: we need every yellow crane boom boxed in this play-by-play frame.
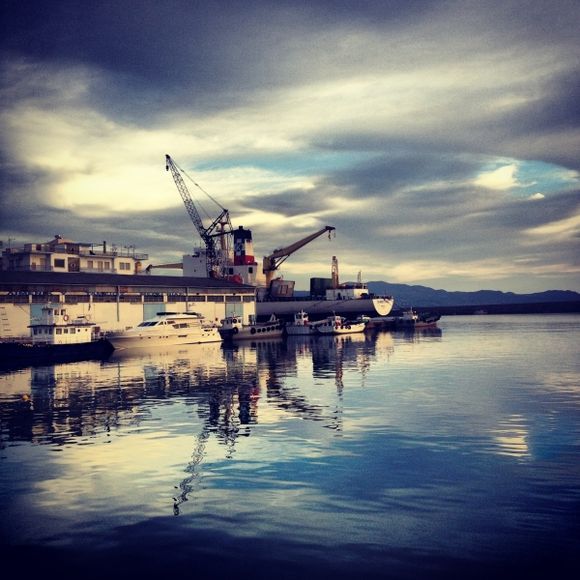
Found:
[262,226,335,286]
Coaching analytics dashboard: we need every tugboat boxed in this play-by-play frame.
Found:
[219,314,284,340]
[0,305,113,367]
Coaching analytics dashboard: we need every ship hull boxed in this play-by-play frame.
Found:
[219,323,284,341]
[0,339,114,368]
[257,297,394,319]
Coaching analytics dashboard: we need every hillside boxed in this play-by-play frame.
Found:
[366,282,580,308]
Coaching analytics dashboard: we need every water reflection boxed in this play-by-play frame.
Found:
[0,333,400,518]
[0,332,395,452]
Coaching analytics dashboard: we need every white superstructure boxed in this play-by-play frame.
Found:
[30,306,97,345]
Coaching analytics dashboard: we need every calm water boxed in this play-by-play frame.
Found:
[1,315,579,579]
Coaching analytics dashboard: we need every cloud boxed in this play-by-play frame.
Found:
[1,0,580,293]
[524,210,580,241]
[474,164,519,190]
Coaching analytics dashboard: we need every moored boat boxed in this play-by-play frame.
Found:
[285,310,323,336]
[0,305,114,367]
[315,314,366,335]
[106,311,222,350]
[365,308,441,330]
[219,314,284,340]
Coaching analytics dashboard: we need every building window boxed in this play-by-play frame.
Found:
[54,259,65,268]
[120,262,131,271]
[207,295,225,302]
[88,260,93,269]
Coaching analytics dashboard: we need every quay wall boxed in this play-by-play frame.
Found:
[0,272,257,339]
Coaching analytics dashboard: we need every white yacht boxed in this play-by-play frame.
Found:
[107,312,222,349]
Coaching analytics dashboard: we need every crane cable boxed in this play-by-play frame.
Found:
[172,159,228,218]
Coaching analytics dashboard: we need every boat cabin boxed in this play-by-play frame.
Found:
[29,306,96,345]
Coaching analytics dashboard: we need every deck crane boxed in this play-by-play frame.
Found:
[165,154,233,278]
[262,225,336,287]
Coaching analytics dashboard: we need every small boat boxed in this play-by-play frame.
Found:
[315,314,366,335]
[219,314,284,340]
[395,309,441,329]
[0,305,113,366]
[106,311,222,350]
[285,310,323,336]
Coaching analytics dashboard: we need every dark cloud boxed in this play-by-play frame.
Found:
[325,149,482,197]
[239,187,333,218]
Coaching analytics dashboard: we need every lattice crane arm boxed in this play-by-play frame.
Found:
[165,154,233,277]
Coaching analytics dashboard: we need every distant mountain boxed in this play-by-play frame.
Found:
[366,282,580,308]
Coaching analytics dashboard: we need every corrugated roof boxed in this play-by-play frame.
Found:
[0,270,255,291]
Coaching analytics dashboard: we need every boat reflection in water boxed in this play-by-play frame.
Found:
[0,331,392,452]
[0,332,395,516]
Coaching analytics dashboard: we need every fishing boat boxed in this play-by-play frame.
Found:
[219,314,284,340]
[0,305,113,366]
[314,314,366,335]
[106,311,222,350]
[366,308,441,330]
[285,310,323,336]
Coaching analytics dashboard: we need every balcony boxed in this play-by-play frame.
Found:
[79,249,148,260]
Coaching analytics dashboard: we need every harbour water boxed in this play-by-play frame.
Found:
[1,315,579,579]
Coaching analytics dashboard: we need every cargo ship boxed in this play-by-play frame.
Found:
[255,276,394,319]
[178,227,394,320]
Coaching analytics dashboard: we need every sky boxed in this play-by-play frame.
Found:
[0,0,579,293]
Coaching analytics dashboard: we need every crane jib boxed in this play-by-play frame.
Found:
[165,154,233,277]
